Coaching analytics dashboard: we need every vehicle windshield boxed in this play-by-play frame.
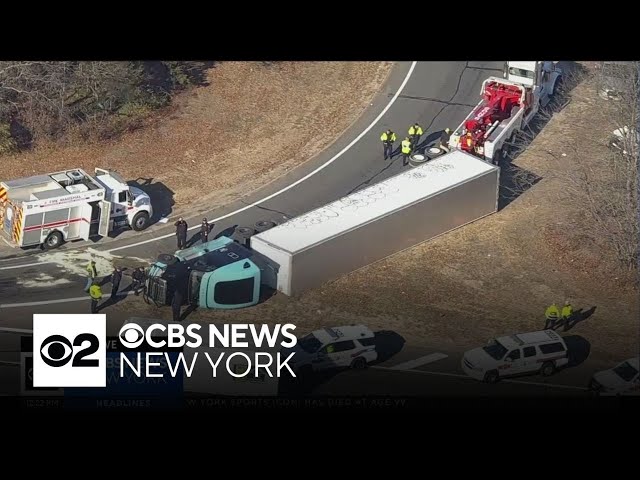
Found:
[298,334,322,354]
[509,67,535,79]
[613,362,639,382]
[483,339,509,360]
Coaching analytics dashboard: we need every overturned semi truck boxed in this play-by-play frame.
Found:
[145,150,500,308]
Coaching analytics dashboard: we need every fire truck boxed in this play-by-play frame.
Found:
[0,168,153,250]
[448,61,562,164]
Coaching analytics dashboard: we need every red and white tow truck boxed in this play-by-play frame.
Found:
[449,61,562,164]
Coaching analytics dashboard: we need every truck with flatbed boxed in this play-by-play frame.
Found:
[448,61,562,164]
[0,167,152,249]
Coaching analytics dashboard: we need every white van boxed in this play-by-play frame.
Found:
[589,357,640,396]
[285,325,377,373]
[462,330,569,383]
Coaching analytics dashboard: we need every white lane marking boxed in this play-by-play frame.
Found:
[390,353,448,370]
[106,62,419,253]
[0,291,135,309]
[0,261,54,271]
[372,366,588,391]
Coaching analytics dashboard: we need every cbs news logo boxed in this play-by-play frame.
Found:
[33,314,106,387]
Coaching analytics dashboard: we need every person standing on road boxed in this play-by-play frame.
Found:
[84,258,97,292]
[89,281,102,314]
[201,218,211,244]
[380,129,397,160]
[544,303,560,330]
[561,300,574,331]
[408,123,423,149]
[172,289,184,322]
[439,128,452,152]
[401,137,412,166]
[130,267,145,296]
[111,266,122,298]
[175,217,188,250]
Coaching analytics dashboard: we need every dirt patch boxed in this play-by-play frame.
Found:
[107,66,638,364]
[1,62,393,217]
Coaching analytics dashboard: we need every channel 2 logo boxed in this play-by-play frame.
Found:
[33,314,106,387]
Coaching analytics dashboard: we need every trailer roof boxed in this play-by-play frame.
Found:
[253,150,498,254]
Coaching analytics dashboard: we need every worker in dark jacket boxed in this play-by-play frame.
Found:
[401,137,412,166]
[175,217,188,250]
[439,128,452,152]
[130,267,145,296]
[201,218,211,244]
[110,267,122,298]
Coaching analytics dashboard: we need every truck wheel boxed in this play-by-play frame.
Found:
[131,212,150,231]
[483,370,499,383]
[541,361,556,377]
[43,231,63,250]
[157,254,178,265]
[351,357,367,370]
[425,146,445,159]
[255,220,276,233]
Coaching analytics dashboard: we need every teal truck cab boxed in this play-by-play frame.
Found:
[145,235,277,310]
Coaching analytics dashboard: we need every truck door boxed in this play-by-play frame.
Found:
[502,349,525,375]
[99,200,111,236]
[79,203,93,240]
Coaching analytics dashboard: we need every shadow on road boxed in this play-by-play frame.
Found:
[563,335,591,368]
[214,224,239,240]
[563,306,597,332]
[372,330,406,363]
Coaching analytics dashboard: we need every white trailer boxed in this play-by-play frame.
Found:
[448,61,562,164]
[250,150,500,296]
[0,168,152,249]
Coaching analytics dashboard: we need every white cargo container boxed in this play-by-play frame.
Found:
[250,150,500,296]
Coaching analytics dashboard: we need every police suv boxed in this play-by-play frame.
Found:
[285,325,377,373]
[462,330,569,383]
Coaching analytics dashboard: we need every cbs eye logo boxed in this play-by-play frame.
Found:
[33,314,106,388]
[40,334,100,368]
[119,323,145,348]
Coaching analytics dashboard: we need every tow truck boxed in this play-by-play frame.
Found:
[449,61,562,164]
[0,168,153,249]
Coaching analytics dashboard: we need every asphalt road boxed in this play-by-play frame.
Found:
[0,61,505,310]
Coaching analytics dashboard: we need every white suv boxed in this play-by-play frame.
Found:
[286,325,377,373]
[589,357,640,396]
[462,330,569,383]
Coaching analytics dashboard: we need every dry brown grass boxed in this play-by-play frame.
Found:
[1,62,393,213]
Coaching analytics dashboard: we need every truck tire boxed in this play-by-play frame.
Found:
[157,254,178,265]
[425,146,445,159]
[541,361,556,377]
[351,357,367,370]
[408,153,428,167]
[255,220,276,233]
[233,227,255,245]
[43,231,63,250]
[483,370,499,384]
[131,212,150,231]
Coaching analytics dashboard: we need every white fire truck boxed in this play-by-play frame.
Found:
[0,168,153,249]
[448,61,562,164]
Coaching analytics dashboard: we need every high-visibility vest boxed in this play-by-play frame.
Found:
[401,140,412,154]
[86,262,97,278]
[89,284,102,300]
[545,305,560,319]
[381,132,396,143]
[409,125,423,136]
[561,305,573,318]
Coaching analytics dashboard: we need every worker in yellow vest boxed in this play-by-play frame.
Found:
[545,303,560,330]
[401,137,412,166]
[89,281,103,314]
[408,123,424,148]
[561,301,574,331]
[380,129,397,160]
